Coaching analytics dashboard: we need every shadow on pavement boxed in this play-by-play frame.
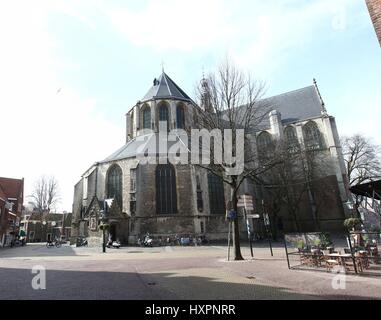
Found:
[0,266,378,300]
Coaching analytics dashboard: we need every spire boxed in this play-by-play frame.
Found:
[161,60,165,73]
[200,71,213,113]
[313,78,327,116]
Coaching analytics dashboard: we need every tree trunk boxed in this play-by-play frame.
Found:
[290,208,300,233]
[232,184,244,261]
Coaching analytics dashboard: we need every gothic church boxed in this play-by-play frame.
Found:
[72,72,350,245]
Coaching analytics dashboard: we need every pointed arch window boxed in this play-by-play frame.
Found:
[176,104,185,129]
[284,126,299,151]
[196,175,203,212]
[303,121,323,150]
[156,164,177,214]
[142,106,151,129]
[159,103,169,131]
[257,131,273,157]
[159,105,169,121]
[208,172,225,215]
[107,165,123,208]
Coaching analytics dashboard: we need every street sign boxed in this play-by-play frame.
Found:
[246,214,260,219]
[238,195,254,210]
[227,210,237,221]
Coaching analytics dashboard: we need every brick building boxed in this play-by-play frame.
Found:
[20,211,72,243]
[366,0,381,46]
[72,72,350,245]
[0,177,24,246]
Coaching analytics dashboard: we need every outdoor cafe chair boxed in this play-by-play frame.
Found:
[355,251,369,270]
[325,258,340,272]
[344,257,363,273]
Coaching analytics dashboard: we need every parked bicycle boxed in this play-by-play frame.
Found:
[46,239,62,248]
[76,236,88,247]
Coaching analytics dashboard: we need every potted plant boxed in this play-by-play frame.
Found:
[296,239,306,251]
[319,232,333,250]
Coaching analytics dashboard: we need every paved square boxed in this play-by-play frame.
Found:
[0,243,380,300]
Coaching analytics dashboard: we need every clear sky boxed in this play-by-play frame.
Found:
[0,0,380,212]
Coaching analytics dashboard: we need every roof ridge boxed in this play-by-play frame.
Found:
[0,177,23,181]
[261,85,315,102]
[162,72,172,96]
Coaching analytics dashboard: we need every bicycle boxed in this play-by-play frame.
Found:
[46,239,62,248]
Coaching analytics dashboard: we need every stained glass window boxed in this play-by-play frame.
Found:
[208,172,225,215]
[107,165,123,208]
[142,106,151,129]
[156,164,177,214]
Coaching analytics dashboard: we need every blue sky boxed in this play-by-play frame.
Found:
[0,0,380,211]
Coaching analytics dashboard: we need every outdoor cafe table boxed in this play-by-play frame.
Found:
[327,253,356,272]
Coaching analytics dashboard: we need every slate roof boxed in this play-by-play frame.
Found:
[257,85,324,129]
[141,72,193,103]
[100,132,188,164]
[101,84,325,163]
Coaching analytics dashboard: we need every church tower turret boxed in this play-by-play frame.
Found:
[200,74,213,114]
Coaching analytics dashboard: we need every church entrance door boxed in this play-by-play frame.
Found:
[110,224,116,241]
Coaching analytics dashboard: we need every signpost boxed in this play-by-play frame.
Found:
[226,208,236,261]
[262,201,273,257]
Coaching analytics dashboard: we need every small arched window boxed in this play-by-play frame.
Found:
[303,121,323,150]
[107,165,123,209]
[176,104,185,129]
[142,106,151,130]
[284,126,299,150]
[156,164,177,214]
[208,172,225,215]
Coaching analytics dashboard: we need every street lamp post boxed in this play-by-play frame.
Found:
[42,220,47,242]
[100,210,108,253]
[52,221,56,240]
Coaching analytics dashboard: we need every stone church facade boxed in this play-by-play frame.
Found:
[71,72,350,245]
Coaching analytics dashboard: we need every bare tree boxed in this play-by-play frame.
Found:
[258,140,332,234]
[193,59,278,260]
[342,134,381,186]
[29,175,61,214]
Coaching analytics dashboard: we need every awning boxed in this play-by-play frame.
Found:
[350,179,381,200]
